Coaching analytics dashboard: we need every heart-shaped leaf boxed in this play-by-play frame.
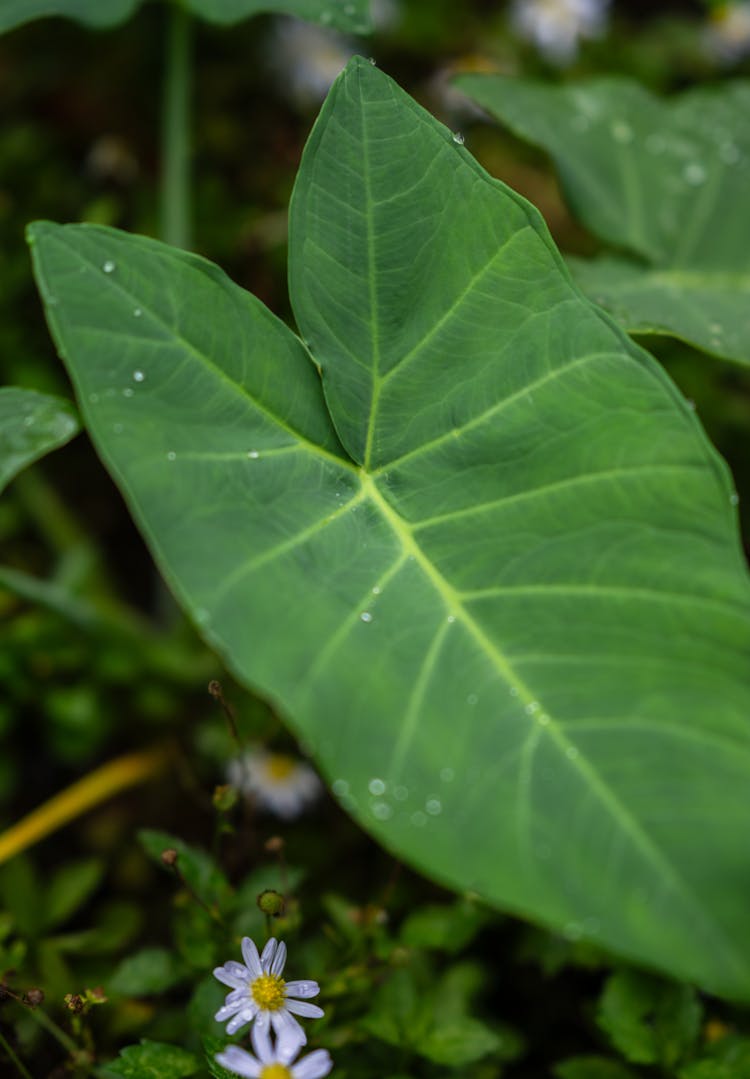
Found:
[0,386,79,494]
[0,0,370,33]
[453,75,750,365]
[29,58,750,1000]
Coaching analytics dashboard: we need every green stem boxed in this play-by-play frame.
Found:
[161,2,193,249]
[0,1029,34,1079]
[26,1006,78,1056]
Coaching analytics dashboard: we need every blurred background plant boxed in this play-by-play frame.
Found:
[1,1,749,1075]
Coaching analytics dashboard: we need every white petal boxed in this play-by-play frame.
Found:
[260,937,277,970]
[271,939,287,976]
[215,1047,262,1078]
[250,1020,275,1063]
[215,1002,243,1022]
[285,980,320,999]
[213,964,248,989]
[275,1024,306,1064]
[285,999,324,1019]
[226,1006,255,1035]
[254,1009,272,1034]
[292,1050,333,1079]
[241,937,263,978]
[272,1007,306,1045]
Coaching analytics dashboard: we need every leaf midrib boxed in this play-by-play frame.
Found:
[361,471,750,983]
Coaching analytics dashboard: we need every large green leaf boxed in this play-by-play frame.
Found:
[29,58,750,1000]
[453,75,750,365]
[0,0,370,33]
[0,386,79,494]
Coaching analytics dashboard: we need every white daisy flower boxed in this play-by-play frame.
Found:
[510,0,610,65]
[228,747,322,819]
[214,937,323,1042]
[704,2,750,64]
[216,1022,333,1079]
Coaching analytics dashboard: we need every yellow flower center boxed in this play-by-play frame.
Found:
[251,973,286,1011]
[259,1066,292,1079]
[265,754,296,782]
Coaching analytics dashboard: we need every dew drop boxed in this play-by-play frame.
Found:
[368,56,376,65]
[411,811,427,827]
[122,388,134,397]
[425,798,442,815]
[113,423,123,434]
[88,393,99,404]
[509,686,519,697]
[466,693,478,706]
[440,767,454,783]
[247,450,260,459]
[23,416,34,427]
[610,120,633,144]
[686,398,696,411]
[166,451,177,461]
[332,779,349,797]
[368,778,386,796]
[525,701,540,715]
[730,492,740,506]
[195,607,210,624]
[132,370,145,382]
[452,132,465,145]
[710,322,723,335]
[446,614,456,624]
[102,260,116,273]
[720,141,740,165]
[538,713,551,726]
[683,162,706,185]
[394,785,408,801]
[360,611,373,623]
[372,585,382,595]
[371,801,392,821]
[133,307,142,318]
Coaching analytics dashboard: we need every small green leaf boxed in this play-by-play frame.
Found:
[138,830,230,907]
[454,75,750,365]
[0,387,78,494]
[420,1017,502,1067]
[555,1057,640,1079]
[597,969,702,1067]
[103,1040,200,1079]
[400,897,490,953]
[109,948,187,995]
[203,1036,236,1079]
[43,858,104,931]
[679,1034,750,1079]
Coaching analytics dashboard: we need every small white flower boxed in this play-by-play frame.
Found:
[216,1022,333,1079]
[704,2,750,64]
[510,0,610,65]
[228,747,322,819]
[214,937,323,1042]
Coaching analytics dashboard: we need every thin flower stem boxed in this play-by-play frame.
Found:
[25,1003,78,1056]
[208,681,243,748]
[0,1029,34,1079]
[161,1,193,249]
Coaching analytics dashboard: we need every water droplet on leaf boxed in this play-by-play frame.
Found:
[102,260,116,273]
